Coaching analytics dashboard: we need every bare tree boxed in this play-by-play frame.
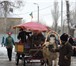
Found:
[0,1,24,33]
[66,1,71,35]
[51,1,60,32]
[0,1,23,16]
[70,9,76,37]
[70,6,76,26]
[66,1,76,37]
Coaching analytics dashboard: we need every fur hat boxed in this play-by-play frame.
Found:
[60,33,68,42]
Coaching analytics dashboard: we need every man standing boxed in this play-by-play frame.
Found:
[16,28,32,65]
[56,33,73,66]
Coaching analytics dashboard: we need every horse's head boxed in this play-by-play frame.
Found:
[42,34,56,48]
[44,34,57,52]
[42,31,60,49]
[48,34,56,45]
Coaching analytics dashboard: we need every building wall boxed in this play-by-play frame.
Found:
[0,18,22,34]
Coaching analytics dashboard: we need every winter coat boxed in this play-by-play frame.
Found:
[69,37,74,45]
[17,31,32,43]
[56,42,73,66]
[4,36,14,48]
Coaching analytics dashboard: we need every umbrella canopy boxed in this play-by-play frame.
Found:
[13,22,48,32]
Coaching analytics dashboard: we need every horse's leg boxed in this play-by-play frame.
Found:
[47,58,52,66]
[41,58,47,66]
[54,59,57,66]
[44,59,47,66]
[46,59,49,65]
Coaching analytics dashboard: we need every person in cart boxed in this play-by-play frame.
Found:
[30,31,45,61]
[16,28,32,65]
[30,31,45,48]
[17,28,32,43]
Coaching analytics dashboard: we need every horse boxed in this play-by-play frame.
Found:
[42,31,60,66]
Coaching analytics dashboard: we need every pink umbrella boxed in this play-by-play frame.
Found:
[13,22,48,32]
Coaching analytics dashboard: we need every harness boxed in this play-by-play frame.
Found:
[42,31,60,53]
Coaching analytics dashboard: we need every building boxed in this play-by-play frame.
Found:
[0,17,22,34]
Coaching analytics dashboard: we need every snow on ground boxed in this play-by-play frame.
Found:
[0,45,16,56]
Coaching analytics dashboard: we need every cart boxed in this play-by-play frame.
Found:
[13,22,48,66]
[15,41,44,66]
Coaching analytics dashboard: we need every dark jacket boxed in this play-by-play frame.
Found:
[4,36,14,48]
[56,42,73,66]
[17,31,32,43]
[69,37,74,45]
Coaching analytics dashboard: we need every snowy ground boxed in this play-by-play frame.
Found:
[0,45,16,57]
[0,45,76,66]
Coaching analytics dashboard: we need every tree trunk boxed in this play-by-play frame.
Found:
[66,1,70,34]
[69,29,75,37]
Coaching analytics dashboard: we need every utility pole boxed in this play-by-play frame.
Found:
[54,2,57,32]
[66,1,70,34]
[61,0,63,34]
[34,3,39,23]
[0,1,8,33]
[4,1,8,33]
[38,5,39,23]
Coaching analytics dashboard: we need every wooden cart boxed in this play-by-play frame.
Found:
[15,42,44,66]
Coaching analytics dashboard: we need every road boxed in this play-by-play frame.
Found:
[0,56,76,66]
[0,46,76,66]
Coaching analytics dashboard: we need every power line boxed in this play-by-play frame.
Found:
[12,5,52,16]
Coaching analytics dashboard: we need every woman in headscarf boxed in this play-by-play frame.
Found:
[4,32,14,61]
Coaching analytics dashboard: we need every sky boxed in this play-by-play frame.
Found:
[6,0,76,27]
